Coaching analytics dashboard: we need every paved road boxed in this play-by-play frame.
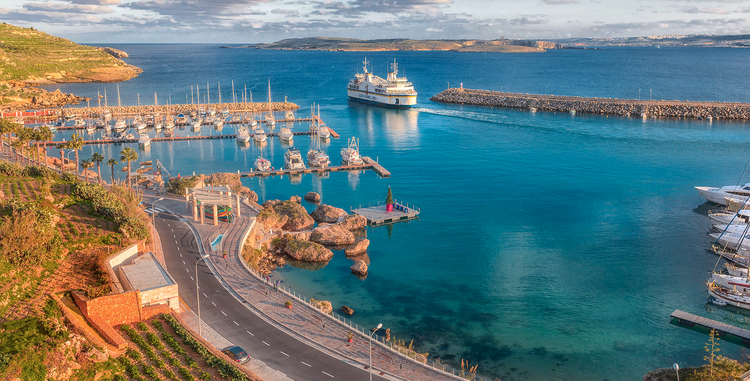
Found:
[154,210,389,381]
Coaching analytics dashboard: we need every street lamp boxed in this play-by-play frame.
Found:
[369,323,382,381]
[152,197,164,226]
[195,253,209,337]
[673,363,680,381]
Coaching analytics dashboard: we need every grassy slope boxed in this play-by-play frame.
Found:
[252,37,553,52]
[0,23,140,83]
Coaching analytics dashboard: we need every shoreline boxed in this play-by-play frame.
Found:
[430,88,750,121]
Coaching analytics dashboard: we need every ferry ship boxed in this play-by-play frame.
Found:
[347,58,417,108]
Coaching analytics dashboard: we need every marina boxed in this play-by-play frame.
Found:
[240,156,390,178]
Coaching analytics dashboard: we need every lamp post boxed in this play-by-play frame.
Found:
[673,363,679,381]
[369,323,382,381]
[195,253,209,337]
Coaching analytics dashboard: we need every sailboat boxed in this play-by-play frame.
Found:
[253,126,267,142]
[254,144,271,171]
[316,105,330,139]
[236,125,251,143]
[265,79,276,127]
[307,126,330,168]
[341,137,364,165]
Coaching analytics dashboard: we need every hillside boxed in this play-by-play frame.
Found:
[0,23,141,84]
[233,37,561,52]
[557,33,750,48]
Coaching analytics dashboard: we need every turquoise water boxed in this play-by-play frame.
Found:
[210,234,224,251]
[45,46,750,381]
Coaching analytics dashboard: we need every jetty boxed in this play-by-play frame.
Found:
[670,310,750,343]
[431,88,750,121]
[240,157,389,179]
[351,200,420,226]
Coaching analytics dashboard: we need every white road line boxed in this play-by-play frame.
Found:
[203,293,207,298]
[300,361,311,367]
[179,253,182,258]
[167,223,171,227]
[177,247,180,251]
[322,371,334,378]
[211,302,217,307]
[182,260,185,265]
[173,235,176,238]
[171,228,174,232]
[246,331,254,336]
[185,268,189,273]
[263,341,271,347]
[280,351,289,357]
[221,311,227,316]
[190,276,194,281]
[233,321,239,326]
[175,240,178,245]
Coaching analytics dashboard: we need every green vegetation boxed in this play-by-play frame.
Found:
[0,23,139,82]
[248,37,560,53]
[166,175,202,195]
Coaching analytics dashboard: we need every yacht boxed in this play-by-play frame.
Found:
[136,121,147,131]
[155,121,163,131]
[278,126,293,142]
[285,110,294,119]
[208,108,216,117]
[253,126,267,143]
[347,58,417,107]
[231,114,243,123]
[696,183,750,206]
[709,210,750,226]
[284,147,306,170]
[165,118,175,130]
[318,124,331,140]
[307,129,330,168]
[341,137,364,165]
[176,114,187,124]
[221,108,230,117]
[191,118,202,131]
[138,133,151,148]
[265,79,276,127]
[708,272,750,310]
[102,109,112,121]
[113,118,127,133]
[236,126,251,143]
[254,156,271,171]
[74,118,86,127]
[214,119,224,130]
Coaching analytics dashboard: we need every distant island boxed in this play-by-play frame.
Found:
[222,37,562,52]
[0,23,142,111]
[555,33,750,48]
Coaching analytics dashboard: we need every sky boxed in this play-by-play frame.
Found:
[1,0,750,43]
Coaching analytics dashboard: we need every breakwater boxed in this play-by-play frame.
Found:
[430,88,750,121]
[60,101,299,118]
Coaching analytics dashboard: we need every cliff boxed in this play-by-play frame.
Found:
[236,37,562,53]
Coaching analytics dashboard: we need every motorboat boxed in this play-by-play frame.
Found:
[307,124,330,168]
[155,121,163,131]
[318,124,331,140]
[191,119,202,131]
[265,113,275,127]
[284,147,306,170]
[696,183,750,206]
[165,119,175,130]
[208,108,216,117]
[285,110,294,119]
[176,114,187,124]
[102,109,112,121]
[231,114,243,123]
[74,118,86,127]
[253,127,267,142]
[86,123,97,134]
[236,126,251,143]
[710,297,728,307]
[205,116,215,124]
[190,110,198,119]
[138,133,151,148]
[221,108,230,117]
[113,118,127,133]
[341,137,364,165]
[214,119,224,130]
[709,210,750,226]
[254,156,271,171]
[278,126,293,142]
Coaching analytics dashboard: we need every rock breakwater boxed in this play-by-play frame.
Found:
[430,88,750,121]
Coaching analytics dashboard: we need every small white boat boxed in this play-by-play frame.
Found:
[710,297,728,306]
[74,118,86,127]
[113,118,127,133]
[138,134,151,147]
[284,147,306,170]
[254,156,271,171]
[102,110,112,120]
[236,126,251,143]
[205,116,215,124]
[249,117,258,128]
[709,210,750,226]
[265,113,275,127]
[707,273,750,310]
[231,114,243,123]
[709,231,750,251]
[136,121,147,131]
[307,149,330,168]
[176,114,187,124]
[341,137,364,166]
[318,124,331,140]
[125,133,135,140]
[155,122,163,131]
[696,183,750,206]
[191,119,202,131]
[222,108,230,117]
[278,126,293,142]
[208,108,216,117]
[190,110,198,119]
[285,110,294,119]
[253,127,267,142]
[214,119,224,130]
[165,119,175,130]
[265,80,276,127]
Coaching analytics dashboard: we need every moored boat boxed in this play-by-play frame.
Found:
[341,137,364,165]
[138,133,151,148]
[253,127,267,142]
[284,147,306,170]
[347,58,417,107]
[696,183,750,206]
[278,126,293,142]
[236,126,251,143]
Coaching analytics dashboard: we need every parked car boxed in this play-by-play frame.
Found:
[222,346,250,364]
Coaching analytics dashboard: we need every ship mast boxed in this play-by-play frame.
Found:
[362,57,369,74]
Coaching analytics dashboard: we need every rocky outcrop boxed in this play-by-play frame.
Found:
[304,191,321,203]
[282,239,333,262]
[290,195,301,204]
[350,260,368,275]
[340,215,367,231]
[263,199,315,231]
[345,239,369,256]
[207,172,242,192]
[340,305,354,315]
[310,204,348,223]
[257,210,288,230]
[311,299,333,314]
[286,230,312,241]
[239,187,258,202]
[310,224,356,246]
[99,47,129,58]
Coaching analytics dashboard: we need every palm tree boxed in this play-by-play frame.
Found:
[10,140,23,162]
[91,152,104,184]
[15,127,33,165]
[120,147,138,187]
[56,142,68,172]
[0,118,19,155]
[107,158,118,185]
[35,125,54,167]
[67,133,85,175]
[80,158,93,182]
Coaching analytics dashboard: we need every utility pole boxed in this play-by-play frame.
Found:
[232,80,235,103]
[218,82,221,104]
[207,81,210,104]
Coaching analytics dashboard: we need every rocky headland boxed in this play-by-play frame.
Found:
[431,88,750,121]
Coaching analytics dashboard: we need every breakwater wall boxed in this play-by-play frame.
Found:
[430,88,750,121]
[60,101,299,118]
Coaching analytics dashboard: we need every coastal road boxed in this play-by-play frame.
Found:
[152,209,390,381]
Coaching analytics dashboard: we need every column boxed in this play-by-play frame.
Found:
[185,190,189,210]
[192,198,198,222]
[236,194,241,219]
[212,204,218,226]
[200,203,205,225]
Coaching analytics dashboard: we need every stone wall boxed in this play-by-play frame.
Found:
[73,290,141,327]
[140,284,179,310]
[430,88,750,121]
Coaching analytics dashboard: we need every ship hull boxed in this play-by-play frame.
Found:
[347,89,416,108]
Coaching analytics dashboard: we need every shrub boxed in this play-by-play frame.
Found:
[199,371,211,381]
[146,331,165,350]
[23,165,57,179]
[164,369,179,380]
[178,366,195,381]
[143,365,158,379]
[126,348,141,361]
[137,322,148,331]
[0,160,22,177]
[0,209,62,266]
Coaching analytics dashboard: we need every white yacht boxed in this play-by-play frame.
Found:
[709,210,750,226]
[191,118,202,131]
[696,183,750,206]
[265,79,276,127]
[236,126,251,143]
[176,114,187,124]
[136,120,147,131]
[165,118,175,130]
[74,118,86,127]
[709,230,750,251]
[285,110,294,119]
[254,156,271,171]
[208,108,217,117]
[155,121,163,131]
[341,137,364,165]
[214,119,224,130]
[318,124,331,140]
[347,58,417,107]
[138,134,151,148]
[253,127,267,143]
[102,109,112,121]
[113,118,127,133]
[307,129,330,168]
[284,147,306,170]
[708,272,750,310]
[278,126,293,142]
[231,114,243,123]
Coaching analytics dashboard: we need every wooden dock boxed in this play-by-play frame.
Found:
[351,202,420,226]
[671,310,750,343]
[239,159,389,179]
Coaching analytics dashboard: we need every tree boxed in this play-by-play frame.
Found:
[67,133,85,175]
[107,158,118,185]
[56,142,68,172]
[0,118,20,155]
[35,125,54,167]
[120,147,138,187]
[80,159,93,182]
[91,152,104,185]
[10,140,23,162]
[15,127,33,165]
[705,328,721,377]
[385,186,393,213]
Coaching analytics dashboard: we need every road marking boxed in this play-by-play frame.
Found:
[211,302,216,307]
[263,341,271,347]
[177,247,180,251]
[186,268,189,273]
[322,371,334,378]
[179,253,182,258]
[167,223,171,227]
[233,321,239,326]
[175,240,178,245]
[171,228,174,232]
[173,235,176,238]
[221,311,227,316]
[280,351,289,357]
[246,331,254,336]
[300,361,311,367]
[190,276,193,281]
[182,260,185,265]
[203,293,207,298]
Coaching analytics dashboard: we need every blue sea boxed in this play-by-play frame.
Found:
[45,45,750,381]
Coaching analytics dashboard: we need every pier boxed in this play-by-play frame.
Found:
[431,88,750,121]
[670,310,750,343]
[239,156,390,179]
[351,201,420,226]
